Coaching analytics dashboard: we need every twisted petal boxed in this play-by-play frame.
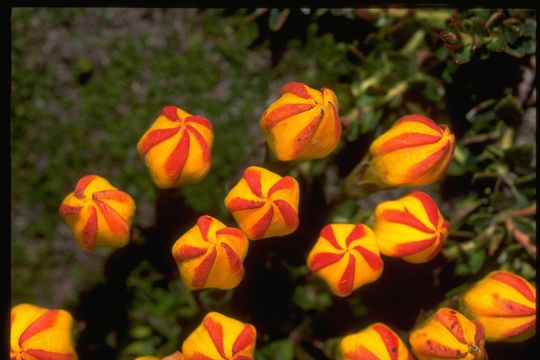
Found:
[172,215,249,290]
[137,106,213,189]
[260,81,341,161]
[307,224,383,297]
[462,270,536,342]
[224,166,300,240]
[409,308,487,360]
[373,191,449,264]
[59,175,135,251]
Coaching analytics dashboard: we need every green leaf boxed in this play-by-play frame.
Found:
[268,9,290,31]
[257,339,295,360]
[455,43,474,64]
[522,18,537,37]
[468,248,486,273]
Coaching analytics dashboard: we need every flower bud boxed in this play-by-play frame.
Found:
[224,166,300,240]
[135,352,185,360]
[11,303,78,360]
[182,312,256,360]
[340,322,414,360]
[137,105,213,189]
[409,307,487,360]
[172,215,249,290]
[462,270,536,342]
[260,81,341,161]
[307,224,383,297]
[373,191,449,264]
[59,174,135,251]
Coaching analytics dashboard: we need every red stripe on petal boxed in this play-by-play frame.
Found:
[235,356,253,360]
[281,81,311,98]
[221,242,244,276]
[407,141,449,182]
[187,126,211,163]
[473,320,485,344]
[320,225,343,250]
[165,130,190,183]
[379,209,435,234]
[395,114,442,134]
[346,346,380,360]
[329,101,342,140]
[93,199,129,237]
[263,103,315,130]
[19,310,59,346]
[410,192,440,228]
[23,349,75,360]
[81,206,98,250]
[345,224,366,247]
[338,254,356,295]
[59,204,82,217]
[138,127,181,156]
[92,190,131,203]
[227,198,266,212]
[502,318,536,339]
[74,175,96,199]
[425,234,444,261]
[203,316,226,359]
[415,338,465,358]
[233,325,256,354]
[268,176,296,197]
[161,106,180,121]
[173,245,208,261]
[373,323,399,360]
[243,168,263,198]
[191,352,214,360]
[216,227,246,239]
[292,110,323,157]
[435,310,467,344]
[192,248,217,289]
[273,199,298,228]
[186,115,212,130]
[353,246,383,271]
[377,133,442,155]
[197,216,213,242]
[491,271,536,302]
[393,236,437,257]
[250,206,274,239]
[492,294,536,316]
[308,252,345,272]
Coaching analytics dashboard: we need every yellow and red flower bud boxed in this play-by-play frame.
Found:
[409,307,487,360]
[373,191,449,264]
[307,224,383,297]
[462,270,536,342]
[368,114,455,187]
[340,322,414,360]
[172,215,249,290]
[59,174,136,251]
[10,303,78,360]
[260,81,341,161]
[135,352,185,360]
[137,105,213,189]
[181,312,257,360]
[224,166,300,240]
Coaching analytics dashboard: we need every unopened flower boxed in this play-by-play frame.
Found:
[409,307,487,360]
[182,312,256,360]
[373,191,449,264]
[10,303,77,360]
[59,174,135,251]
[137,105,213,189]
[307,224,383,297]
[172,215,249,290]
[224,166,299,240]
[260,81,341,161]
[462,270,536,342]
[340,322,414,360]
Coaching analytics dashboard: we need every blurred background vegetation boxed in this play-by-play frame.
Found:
[11,8,536,359]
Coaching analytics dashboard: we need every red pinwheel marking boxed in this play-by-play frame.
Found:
[395,114,443,134]
[221,242,244,276]
[263,103,315,130]
[186,115,213,130]
[250,206,274,239]
[411,192,440,228]
[18,310,59,346]
[243,168,263,198]
[138,127,181,156]
[436,310,467,344]
[346,346,380,360]
[192,248,217,289]
[174,245,208,261]
[345,225,366,247]
[161,106,180,121]
[407,140,450,181]
[308,252,344,272]
[373,324,400,360]
[377,133,442,155]
[233,325,256,355]
[425,235,445,261]
[92,190,131,203]
[216,227,246,239]
[491,293,536,316]
[320,225,343,250]
[81,206,98,249]
[503,318,536,339]
[292,110,323,156]
[74,175,97,199]
[165,130,190,183]
[338,254,356,295]
[353,246,383,272]
[393,236,437,257]
[191,353,214,360]
[93,199,128,237]
[379,209,435,234]
[281,81,311,99]
[273,199,298,228]
[58,204,82,217]
[227,198,266,212]
[267,176,296,197]
[23,349,75,360]
[187,126,211,163]
[473,320,485,344]
[416,338,465,358]
[197,216,213,242]
[491,271,536,302]
[203,317,227,359]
